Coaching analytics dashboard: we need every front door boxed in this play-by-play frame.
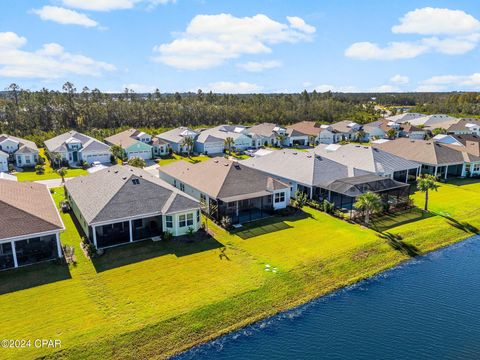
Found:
[72,151,78,162]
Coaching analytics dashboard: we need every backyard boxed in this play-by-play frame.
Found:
[0,180,479,359]
[15,148,88,182]
[157,153,211,166]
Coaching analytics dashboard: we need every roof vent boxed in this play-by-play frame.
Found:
[132,178,140,185]
[122,176,127,180]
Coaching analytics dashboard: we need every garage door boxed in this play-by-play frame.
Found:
[128,150,151,160]
[205,142,224,154]
[84,153,111,164]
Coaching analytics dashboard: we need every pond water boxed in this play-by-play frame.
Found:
[175,236,480,360]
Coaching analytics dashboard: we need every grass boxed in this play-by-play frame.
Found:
[157,153,211,166]
[0,180,479,359]
[15,148,88,182]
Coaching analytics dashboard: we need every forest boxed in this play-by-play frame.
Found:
[1,82,480,146]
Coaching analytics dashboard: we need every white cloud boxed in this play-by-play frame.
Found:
[122,83,158,92]
[370,84,400,92]
[345,41,428,60]
[390,74,409,84]
[392,7,480,35]
[346,7,480,60]
[286,16,316,34]
[153,13,315,70]
[33,6,98,28]
[62,0,175,12]
[237,60,281,72]
[0,32,115,78]
[203,81,262,93]
[312,84,358,93]
[421,73,480,87]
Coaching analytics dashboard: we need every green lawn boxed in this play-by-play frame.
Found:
[0,180,479,359]
[15,148,88,182]
[157,153,211,166]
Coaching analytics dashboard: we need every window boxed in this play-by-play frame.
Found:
[187,213,194,226]
[173,179,177,187]
[133,219,143,228]
[179,214,186,227]
[474,164,480,172]
[200,193,206,203]
[26,158,31,164]
[275,192,285,203]
[197,210,200,223]
[180,183,185,191]
[166,215,173,228]
[132,179,140,185]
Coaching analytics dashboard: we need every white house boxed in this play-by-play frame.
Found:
[0,134,39,168]
[65,165,201,249]
[44,131,111,166]
[195,125,252,154]
[156,127,199,154]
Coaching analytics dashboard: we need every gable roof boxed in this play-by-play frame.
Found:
[245,123,285,138]
[44,131,109,153]
[0,134,38,153]
[315,143,419,175]
[156,127,198,144]
[241,149,369,187]
[329,120,360,133]
[105,128,150,149]
[446,118,480,132]
[286,121,321,137]
[385,113,425,123]
[196,125,249,144]
[365,119,423,133]
[327,174,409,197]
[0,180,63,240]
[159,157,289,202]
[65,165,199,225]
[373,138,480,165]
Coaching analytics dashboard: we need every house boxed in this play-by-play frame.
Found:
[244,123,289,148]
[403,114,457,127]
[445,118,480,136]
[373,138,480,179]
[105,128,159,160]
[286,121,322,145]
[315,143,420,182]
[385,112,425,123]
[0,150,7,172]
[241,149,409,209]
[0,180,64,270]
[195,125,252,154]
[155,127,198,154]
[44,131,111,166]
[0,134,39,168]
[159,157,290,224]
[328,120,364,142]
[65,165,201,249]
[363,119,426,140]
[0,172,17,181]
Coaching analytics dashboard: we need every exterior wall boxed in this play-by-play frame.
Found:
[366,128,385,140]
[233,134,253,150]
[126,142,153,160]
[153,144,169,156]
[66,191,90,237]
[272,188,290,210]
[15,153,38,167]
[408,131,426,140]
[195,141,224,154]
[80,150,111,164]
[162,210,201,236]
[319,131,335,144]
[288,135,309,146]
[0,155,8,172]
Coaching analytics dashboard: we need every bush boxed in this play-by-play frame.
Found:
[220,216,232,229]
[35,164,45,174]
[81,161,90,170]
[8,164,14,172]
[321,199,335,214]
[163,230,173,241]
[37,156,45,166]
[127,157,146,168]
[81,237,97,258]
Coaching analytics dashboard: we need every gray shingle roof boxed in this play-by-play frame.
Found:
[315,144,419,175]
[65,165,199,225]
[0,134,38,153]
[196,125,248,143]
[44,131,109,153]
[241,149,370,187]
[327,174,409,197]
[156,127,198,144]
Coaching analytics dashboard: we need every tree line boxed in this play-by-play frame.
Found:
[1,82,479,146]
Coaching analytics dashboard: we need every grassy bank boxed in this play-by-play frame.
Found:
[0,180,479,359]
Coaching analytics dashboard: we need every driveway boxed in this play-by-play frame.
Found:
[35,177,73,188]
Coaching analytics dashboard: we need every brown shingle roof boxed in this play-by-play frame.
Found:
[0,180,63,240]
[373,138,480,165]
[104,128,142,148]
[159,157,289,201]
[287,121,321,137]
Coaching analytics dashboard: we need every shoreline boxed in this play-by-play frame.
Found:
[166,229,474,359]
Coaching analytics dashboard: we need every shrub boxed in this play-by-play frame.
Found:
[35,164,45,174]
[81,161,90,170]
[127,157,146,168]
[321,199,335,214]
[163,230,173,241]
[81,237,97,258]
[220,216,232,229]
[8,164,14,172]
[291,190,308,209]
[37,156,45,166]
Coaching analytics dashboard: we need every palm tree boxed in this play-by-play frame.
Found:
[416,174,438,211]
[224,137,234,155]
[355,130,366,143]
[354,191,383,224]
[57,167,68,183]
[181,136,195,157]
[52,152,62,169]
[386,128,397,140]
[275,133,287,147]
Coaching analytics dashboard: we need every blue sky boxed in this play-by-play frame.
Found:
[1,0,480,93]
